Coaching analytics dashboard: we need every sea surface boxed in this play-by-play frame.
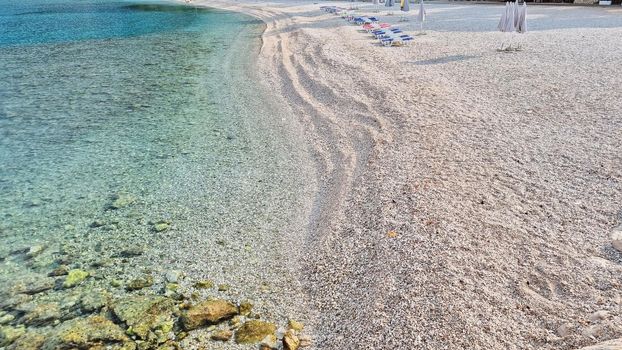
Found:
[0,0,311,344]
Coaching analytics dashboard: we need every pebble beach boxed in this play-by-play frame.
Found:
[183,1,622,349]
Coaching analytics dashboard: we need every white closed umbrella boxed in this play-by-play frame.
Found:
[516,2,527,33]
[417,0,426,32]
[504,1,515,33]
[385,0,394,8]
[497,2,508,32]
[399,0,410,21]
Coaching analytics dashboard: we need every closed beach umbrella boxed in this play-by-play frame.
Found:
[497,2,508,32]
[385,0,393,8]
[401,0,410,12]
[417,0,426,23]
[504,1,515,33]
[516,2,527,33]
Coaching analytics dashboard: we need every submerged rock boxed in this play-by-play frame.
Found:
[80,289,110,312]
[0,325,25,346]
[63,269,89,288]
[193,280,213,289]
[110,193,136,209]
[181,299,238,331]
[48,265,69,277]
[217,284,230,292]
[111,295,176,344]
[12,277,55,295]
[235,320,277,344]
[6,330,45,350]
[126,275,154,291]
[19,302,61,326]
[239,301,253,316]
[25,245,45,259]
[0,314,15,325]
[46,315,131,349]
[211,329,233,342]
[118,247,144,258]
[153,221,171,232]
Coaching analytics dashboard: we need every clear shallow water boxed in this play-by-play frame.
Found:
[0,0,310,344]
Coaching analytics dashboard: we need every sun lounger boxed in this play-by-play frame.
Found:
[363,23,391,32]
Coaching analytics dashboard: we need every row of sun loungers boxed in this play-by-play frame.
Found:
[321,6,414,47]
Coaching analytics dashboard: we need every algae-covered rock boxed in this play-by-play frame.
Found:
[287,319,304,331]
[110,193,136,209]
[7,330,45,350]
[193,280,213,289]
[283,329,300,350]
[0,325,25,346]
[181,299,238,331]
[0,314,15,325]
[153,221,170,232]
[126,275,154,291]
[239,301,253,316]
[211,329,233,342]
[63,269,89,288]
[111,295,176,343]
[217,284,229,292]
[234,320,277,344]
[12,277,55,295]
[80,289,110,312]
[46,315,130,349]
[19,302,61,326]
[48,265,69,277]
[25,245,45,259]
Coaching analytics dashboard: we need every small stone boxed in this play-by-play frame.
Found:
[235,320,276,344]
[110,192,136,209]
[299,335,312,347]
[589,310,610,323]
[218,284,230,292]
[229,315,243,329]
[259,334,278,349]
[110,279,122,287]
[211,329,233,342]
[90,220,106,228]
[287,319,304,331]
[48,265,69,277]
[181,299,238,331]
[612,226,622,252]
[25,245,45,259]
[165,270,182,283]
[283,329,300,350]
[154,221,170,232]
[239,301,253,316]
[126,275,154,291]
[63,269,89,288]
[118,247,144,258]
[194,280,214,289]
[0,325,25,346]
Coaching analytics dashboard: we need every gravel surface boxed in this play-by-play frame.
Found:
[190,1,622,349]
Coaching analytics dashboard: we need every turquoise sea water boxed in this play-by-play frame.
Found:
[0,0,309,345]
